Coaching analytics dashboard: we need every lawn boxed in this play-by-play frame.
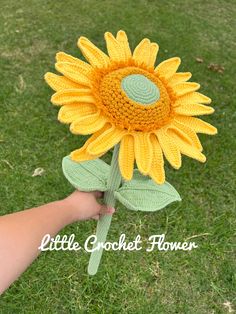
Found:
[0,0,235,313]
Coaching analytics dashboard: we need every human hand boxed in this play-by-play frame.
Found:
[63,190,115,222]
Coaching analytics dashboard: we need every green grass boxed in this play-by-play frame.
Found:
[0,0,235,313]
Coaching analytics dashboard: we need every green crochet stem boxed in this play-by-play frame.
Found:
[88,144,122,275]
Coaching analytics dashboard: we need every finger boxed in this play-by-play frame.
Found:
[92,215,99,220]
[91,191,104,198]
[100,205,115,215]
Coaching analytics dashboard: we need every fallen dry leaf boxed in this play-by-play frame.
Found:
[195,57,204,63]
[32,167,45,177]
[208,63,225,73]
[15,75,26,94]
[223,301,234,313]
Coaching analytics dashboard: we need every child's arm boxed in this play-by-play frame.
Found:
[0,190,114,294]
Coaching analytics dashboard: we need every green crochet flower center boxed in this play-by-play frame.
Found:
[121,74,160,105]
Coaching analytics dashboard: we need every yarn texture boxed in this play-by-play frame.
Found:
[45,30,217,275]
[45,30,217,184]
[121,74,160,105]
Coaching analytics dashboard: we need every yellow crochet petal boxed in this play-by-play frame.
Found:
[116,30,132,61]
[155,57,181,79]
[168,129,206,163]
[78,36,110,68]
[175,116,217,135]
[56,52,92,73]
[71,148,101,162]
[168,72,192,86]
[70,112,107,135]
[171,119,203,151]
[119,134,135,180]
[149,134,165,184]
[173,82,200,96]
[44,73,81,91]
[133,39,151,66]
[51,89,94,105]
[174,104,215,116]
[70,124,110,161]
[148,43,159,68]
[87,125,125,155]
[167,124,193,147]
[134,132,153,175]
[156,129,181,169]
[55,62,91,86]
[105,32,125,62]
[174,92,211,106]
[58,103,97,124]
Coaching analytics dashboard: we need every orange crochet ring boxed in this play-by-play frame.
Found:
[97,67,172,132]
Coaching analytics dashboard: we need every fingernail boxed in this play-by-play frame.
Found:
[108,206,115,214]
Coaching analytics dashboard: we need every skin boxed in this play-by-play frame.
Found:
[0,190,114,295]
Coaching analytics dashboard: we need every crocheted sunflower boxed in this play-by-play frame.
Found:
[45,30,217,184]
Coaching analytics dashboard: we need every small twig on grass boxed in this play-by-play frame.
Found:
[1,159,14,169]
[184,233,211,241]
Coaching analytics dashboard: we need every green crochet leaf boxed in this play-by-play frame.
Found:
[114,170,181,211]
[62,156,110,192]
